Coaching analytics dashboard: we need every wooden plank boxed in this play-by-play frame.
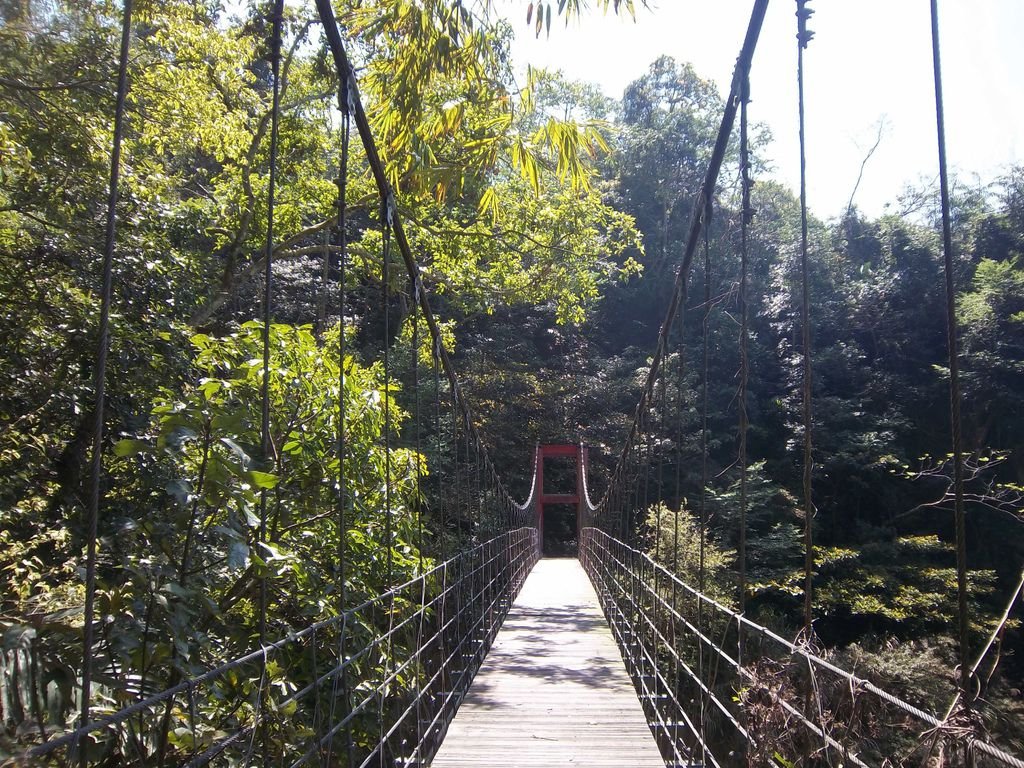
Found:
[430,558,666,767]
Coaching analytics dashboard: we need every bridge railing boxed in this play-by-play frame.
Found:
[580,526,1023,768]
[20,527,538,767]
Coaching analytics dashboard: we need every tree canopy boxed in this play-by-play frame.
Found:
[2,2,1023,762]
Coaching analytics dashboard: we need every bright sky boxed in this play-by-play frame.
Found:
[496,1,1024,220]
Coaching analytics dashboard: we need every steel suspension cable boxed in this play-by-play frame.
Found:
[80,1,133,759]
[453,396,461,546]
[929,0,970,696]
[641,410,651,544]
[672,270,702,763]
[795,0,816,638]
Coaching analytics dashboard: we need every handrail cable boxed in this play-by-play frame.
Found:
[579,528,1024,768]
[922,570,1024,762]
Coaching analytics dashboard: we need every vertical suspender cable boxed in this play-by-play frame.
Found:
[698,195,712,764]
[737,56,754,768]
[929,0,970,694]
[641,408,651,543]
[699,196,712,602]
[657,354,667,562]
[325,61,352,767]
[795,0,816,637]
[669,293,686,759]
[379,201,395,762]
[413,279,424,573]
[673,288,687,543]
[434,343,446,560]
[410,275,426,764]
[259,0,285,640]
[335,62,351,642]
[453,397,461,548]
[738,69,751,617]
[80,1,133,757]
[473,428,481,534]
[258,3,284,763]
[382,200,394,586]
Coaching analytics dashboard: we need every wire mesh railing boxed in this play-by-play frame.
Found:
[19,527,537,767]
[580,527,1024,768]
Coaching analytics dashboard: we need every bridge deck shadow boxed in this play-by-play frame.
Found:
[430,558,666,767]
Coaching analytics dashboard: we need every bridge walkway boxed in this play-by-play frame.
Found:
[430,558,665,767]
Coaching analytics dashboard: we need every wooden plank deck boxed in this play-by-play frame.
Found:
[430,558,666,767]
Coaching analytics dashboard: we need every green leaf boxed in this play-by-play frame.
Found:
[249,470,279,489]
[113,439,150,457]
[478,186,500,222]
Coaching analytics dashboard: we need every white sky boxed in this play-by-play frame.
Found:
[496,1,1024,220]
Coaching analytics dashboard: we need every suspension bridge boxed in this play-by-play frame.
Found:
[8,0,1024,766]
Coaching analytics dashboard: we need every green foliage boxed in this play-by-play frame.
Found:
[519,0,651,37]
[812,535,998,635]
[706,462,802,594]
[643,501,733,606]
[1,320,427,758]
[3,0,1024,754]
[126,322,424,615]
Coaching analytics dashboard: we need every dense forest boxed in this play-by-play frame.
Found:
[1,0,1022,763]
